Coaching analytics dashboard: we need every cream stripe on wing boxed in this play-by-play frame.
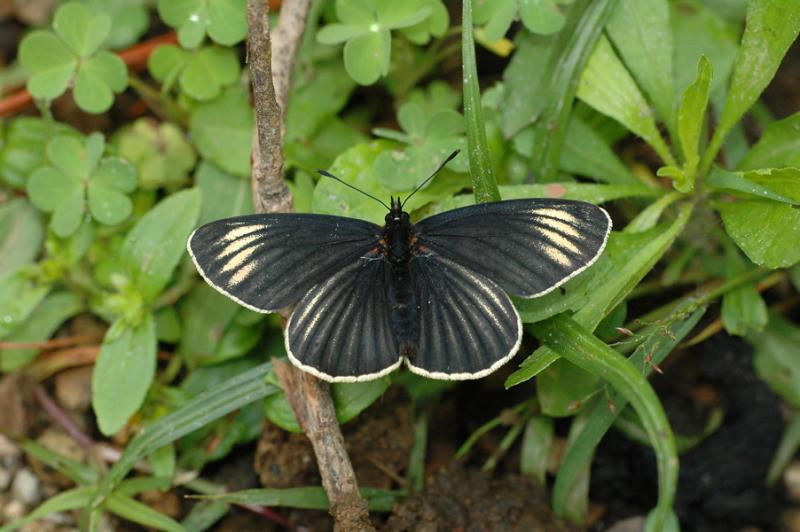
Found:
[220,234,260,257]
[537,217,581,239]
[229,261,258,285]
[221,246,258,273]
[537,228,581,255]
[542,245,572,266]
[223,225,265,241]
[531,208,577,224]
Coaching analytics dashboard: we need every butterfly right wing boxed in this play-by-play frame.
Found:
[187,213,382,313]
[285,248,401,382]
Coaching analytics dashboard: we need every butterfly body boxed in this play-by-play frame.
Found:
[188,196,611,382]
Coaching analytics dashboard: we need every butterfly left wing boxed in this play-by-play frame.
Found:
[187,213,381,313]
[406,251,522,379]
[414,199,611,298]
[285,249,401,382]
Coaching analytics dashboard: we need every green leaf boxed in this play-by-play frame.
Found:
[520,415,554,486]
[148,44,190,91]
[577,36,674,166]
[767,411,800,486]
[92,313,157,435]
[158,0,247,48]
[190,87,253,177]
[343,30,391,85]
[519,0,569,35]
[114,119,197,190]
[182,46,241,101]
[25,156,85,234]
[196,161,253,224]
[82,0,149,49]
[0,117,80,188]
[500,29,553,137]
[0,291,83,371]
[559,116,640,185]
[0,199,44,278]
[194,486,399,512]
[106,493,184,532]
[88,158,137,225]
[398,0,449,44]
[552,306,704,519]
[89,362,275,510]
[462,0,500,203]
[526,0,617,181]
[750,315,800,408]
[120,188,201,302]
[538,358,598,417]
[739,111,800,170]
[701,0,800,176]
[532,315,678,530]
[0,269,51,338]
[19,31,76,100]
[718,197,800,268]
[720,240,767,336]
[606,0,675,130]
[707,167,799,205]
[53,1,111,57]
[74,51,129,113]
[673,55,712,192]
[473,0,516,42]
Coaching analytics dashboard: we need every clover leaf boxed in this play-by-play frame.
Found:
[114,118,197,190]
[190,87,253,177]
[157,0,247,49]
[317,0,434,85]
[473,0,574,41]
[148,44,241,101]
[0,118,80,189]
[398,0,449,45]
[18,2,128,113]
[27,133,137,237]
[82,0,149,50]
[372,101,468,190]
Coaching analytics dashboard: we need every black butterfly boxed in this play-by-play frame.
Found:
[187,152,612,382]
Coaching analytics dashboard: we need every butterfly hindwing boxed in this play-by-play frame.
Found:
[407,252,522,379]
[414,199,612,298]
[285,250,401,382]
[187,213,381,312]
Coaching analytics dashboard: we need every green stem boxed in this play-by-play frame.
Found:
[462,0,500,204]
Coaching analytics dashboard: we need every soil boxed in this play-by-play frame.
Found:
[589,333,786,531]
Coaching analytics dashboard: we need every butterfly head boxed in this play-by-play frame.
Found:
[386,196,410,225]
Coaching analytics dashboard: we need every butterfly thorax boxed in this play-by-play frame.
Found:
[384,197,419,357]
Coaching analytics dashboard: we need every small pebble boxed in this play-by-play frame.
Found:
[0,466,11,491]
[12,468,41,506]
[0,434,18,458]
[607,516,645,532]
[3,499,26,524]
[785,460,800,503]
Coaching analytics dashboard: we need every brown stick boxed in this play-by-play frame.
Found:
[246,2,373,530]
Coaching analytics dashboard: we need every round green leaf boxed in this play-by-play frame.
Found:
[93,157,138,193]
[474,0,516,42]
[46,136,91,179]
[53,1,111,57]
[719,200,800,268]
[519,0,567,35]
[179,9,208,49]
[397,102,427,138]
[343,30,391,85]
[27,167,81,212]
[88,181,133,225]
[84,0,149,49]
[114,119,196,190]
[190,87,253,177]
[19,31,76,100]
[375,0,428,29]
[51,187,86,237]
[207,0,247,46]
[317,23,367,44]
[158,0,209,48]
[74,52,128,114]
[148,44,190,89]
[180,46,240,101]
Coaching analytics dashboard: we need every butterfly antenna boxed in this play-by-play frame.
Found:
[401,149,460,208]
[317,169,391,210]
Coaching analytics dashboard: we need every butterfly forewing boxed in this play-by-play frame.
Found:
[285,251,401,382]
[408,253,521,379]
[187,214,381,312]
[414,199,612,298]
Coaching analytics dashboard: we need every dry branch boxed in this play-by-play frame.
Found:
[246,1,373,530]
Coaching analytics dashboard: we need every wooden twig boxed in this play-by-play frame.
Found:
[246,2,373,530]
[274,360,373,531]
[247,0,293,215]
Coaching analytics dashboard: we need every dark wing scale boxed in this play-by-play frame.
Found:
[286,251,401,382]
[187,213,381,312]
[414,199,612,298]
[407,253,521,380]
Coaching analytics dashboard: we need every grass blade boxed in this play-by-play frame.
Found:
[193,486,401,513]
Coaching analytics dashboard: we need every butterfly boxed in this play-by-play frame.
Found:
[187,151,612,382]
